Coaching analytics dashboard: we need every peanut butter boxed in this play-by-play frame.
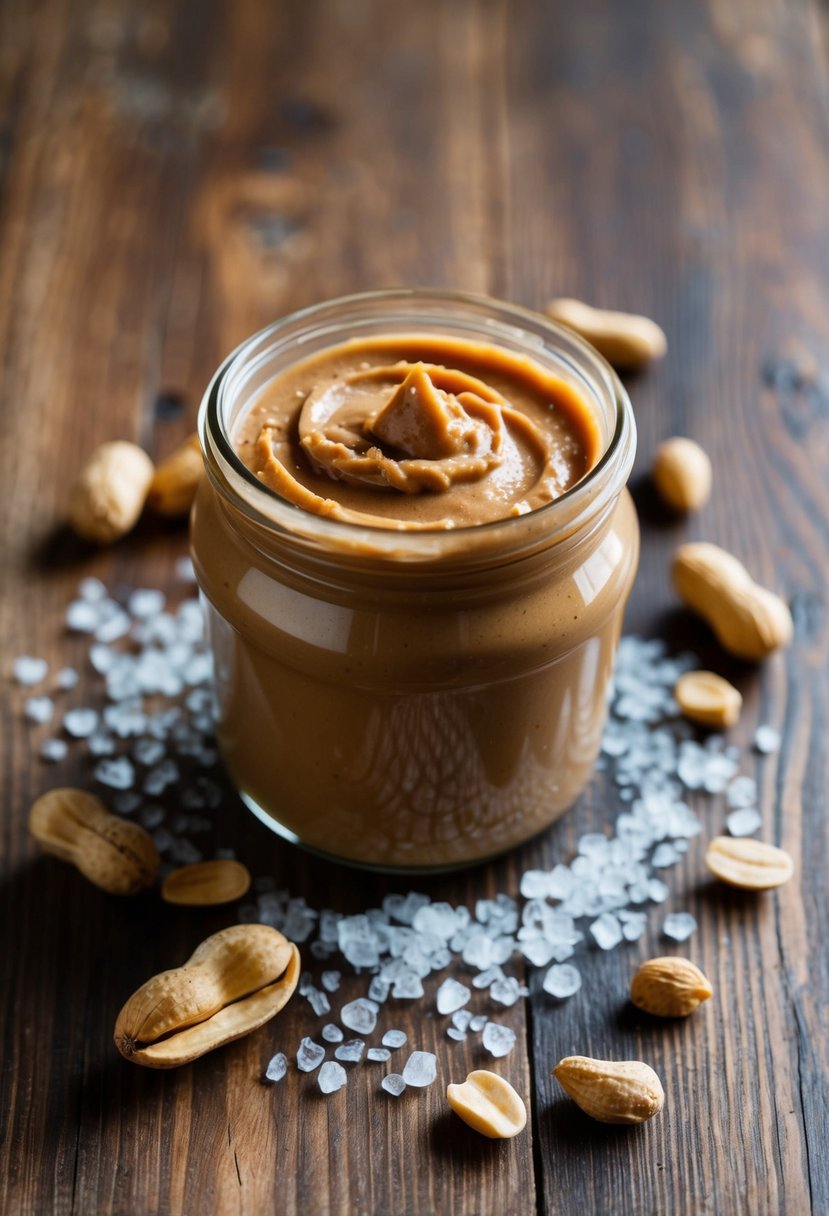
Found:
[234,336,601,529]
[193,293,639,870]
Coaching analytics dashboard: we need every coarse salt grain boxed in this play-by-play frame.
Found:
[265,1052,287,1083]
[318,1061,347,1093]
[13,656,48,686]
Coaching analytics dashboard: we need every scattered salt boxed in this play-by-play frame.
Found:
[663,912,697,942]
[334,1039,365,1063]
[382,1029,407,1049]
[366,1047,391,1062]
[402,1051,437,1087]
[39,738,68,762]
[542,963,582,999]
[296,1038,325,1072]
[25,696,54,724]
[13,656,48,686]
[435,978,470,1015]
[94,757,135,790]
[78,577,107,601]
[381,1074,406,1096]
[306,989,331,1017]
[265,1052,287,1083]
[391,971,424,999]
[64,708,99,738]
[340,998,378,1035]
[66,601,100,633]
[590,913,623,950]
[482,1022,516,1059]
[318,1061,347,1093]
[754,725,781,755]
[727,808,762,837]
[489,976,527,1007]
[322,1024,343,1043]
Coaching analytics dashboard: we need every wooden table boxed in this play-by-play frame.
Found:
[2,1,827,1212]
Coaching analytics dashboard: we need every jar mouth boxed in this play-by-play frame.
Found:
[199,288,636,561]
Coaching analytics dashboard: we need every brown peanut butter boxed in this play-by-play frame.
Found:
[234,336,601,529]
[193,301,639,870]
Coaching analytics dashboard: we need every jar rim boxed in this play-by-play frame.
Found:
[199,288,636,561]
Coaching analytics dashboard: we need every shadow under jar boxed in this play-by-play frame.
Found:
[192,290,639,872]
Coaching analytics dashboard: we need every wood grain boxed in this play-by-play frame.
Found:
[1,0,827,1213]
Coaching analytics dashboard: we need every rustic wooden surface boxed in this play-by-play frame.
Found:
[1,1,828,1213]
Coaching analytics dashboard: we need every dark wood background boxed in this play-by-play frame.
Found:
[2,1,827,1213]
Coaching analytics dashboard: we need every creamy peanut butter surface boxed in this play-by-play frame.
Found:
[234,336,601,528]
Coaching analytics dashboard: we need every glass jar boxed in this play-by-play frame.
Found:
[192,289,639,871]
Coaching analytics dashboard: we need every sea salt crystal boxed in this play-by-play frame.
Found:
[128,589,166,619]
[94,757,135,790]
[13,656,48,686]
[451,1010,473,1032]
[391,971,424,999]
[89,645,115,675]
[754,725,781,754]
[447,1028,466,1042]
[25,696,54,724]
[412,902,459,940]
[402,1051,437,1087]
[519,938,557,968]
[381,1074,406,1096]
[542,963,582,999]
[489,977,526,1007]
[382,1029,407,1049]
[334,1039,365,1063]
[78,577,107,601]
[727,808,762,837]
[619,911,647,941]
[368,976,390,1003]
[176,555,197,582]
[265,1052,287,1083]
[647,878,670,903]
[307,989,331,1017]
[519,870,553,899]
[436,978,471,1015]
[95,611,132,643]
[318,1061,347,1093]
[40,738,68,762]
[663,912,697,942]
[66,601,100,633]
[367,1047,391,1062]
[63,708,99,738]
[296,1038,325,1072]
[727,776,757,808]
[469,1015,487,1032]
[133,738,166,766]
[472,965,505,990]
[482,1022,516,1059]
[322,1024,343,1043]
[321,970,341,993]
[340,998,379,1035]
[590,913,623,950]
[55,666,79,690]
[651,842,679,868]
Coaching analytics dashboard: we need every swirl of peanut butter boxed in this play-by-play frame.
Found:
[252,359,578,530]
